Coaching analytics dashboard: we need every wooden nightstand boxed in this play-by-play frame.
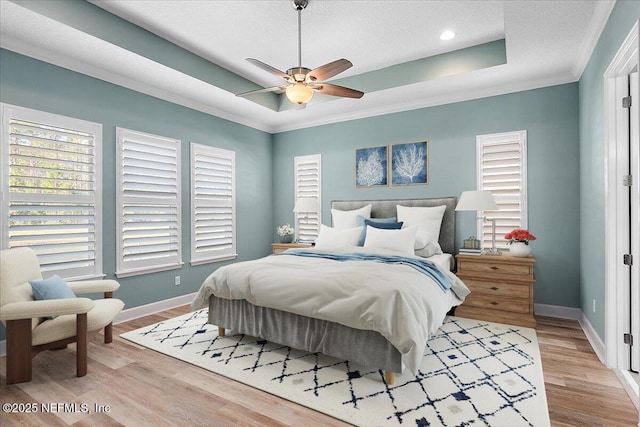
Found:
[455,253,536,328]
[271,242,312,254]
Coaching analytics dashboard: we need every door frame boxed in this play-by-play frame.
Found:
[604,19,639,389]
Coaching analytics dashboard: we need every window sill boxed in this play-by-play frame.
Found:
[190,254,238,267]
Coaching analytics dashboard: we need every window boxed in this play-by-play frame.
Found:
[0,104,103,280]
[294,154,321,242]
[115,128,181,277]
[476,130,527,250]
[190,143,236,265]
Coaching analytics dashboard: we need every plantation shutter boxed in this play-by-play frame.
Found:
[294,154,321,242]
[477,131,527,250]
[116,128,181,277]
[190,143,236,265]
[1,104,103,280]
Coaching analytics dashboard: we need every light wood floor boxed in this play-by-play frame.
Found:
[1,307,638,426]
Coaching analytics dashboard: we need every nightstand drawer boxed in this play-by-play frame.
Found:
[457,260,532,276]
[463,293,530,313]
[462,278,530,299]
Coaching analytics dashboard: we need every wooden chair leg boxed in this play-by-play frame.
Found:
[104,323,113,343]
[104,291,114,343]
[6,319,33,384]
[76,313,88,377]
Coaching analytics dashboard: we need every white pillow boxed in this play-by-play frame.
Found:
[363,225,417,255]
[397,205,446,254]
[314,224,363,250]
[415,241,443,258]
[331,204,372,229]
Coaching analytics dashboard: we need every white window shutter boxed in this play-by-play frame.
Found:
[294,154,321,242]
[1,104,103,280]
[477,131,527,250]
[116,128,181,277]
[190,143,236,265]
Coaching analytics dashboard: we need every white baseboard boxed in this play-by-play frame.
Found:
[113,292,197,325]
[0,292,196,357]
[614,369,640,412]
[578,311,607,365]
[534,303,582,320]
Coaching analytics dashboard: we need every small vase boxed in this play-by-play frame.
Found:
[509,241,532,257]
[279,235,294,243]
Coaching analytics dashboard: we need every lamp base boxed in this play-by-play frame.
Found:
[486,247,501,255]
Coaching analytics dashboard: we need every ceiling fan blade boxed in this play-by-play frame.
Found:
[306,59,353,82]
[236,85,288,97]
[246,58,292,82]
[311,83,364,99]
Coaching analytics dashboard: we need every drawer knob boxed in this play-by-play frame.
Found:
[490,266,499,270]
[490,286,499,291]
[490,301,499,305]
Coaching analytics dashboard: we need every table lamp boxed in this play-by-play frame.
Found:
[455,190,500,255]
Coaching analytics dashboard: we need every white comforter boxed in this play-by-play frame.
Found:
[191,247,470,374]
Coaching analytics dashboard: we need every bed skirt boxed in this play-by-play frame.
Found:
[208,296,403,373]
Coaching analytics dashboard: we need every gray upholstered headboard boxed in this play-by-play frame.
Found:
[330,197,457,255]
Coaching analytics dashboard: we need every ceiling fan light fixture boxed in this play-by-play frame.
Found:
[237,0,363,105]
[285,82,314,104]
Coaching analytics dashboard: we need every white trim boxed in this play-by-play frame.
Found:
[113,292,197,325]
[534,303,581,320]
[572,0,616,79]
[604,20,639,371]
[614,369,640,411]
[579,311,607,365]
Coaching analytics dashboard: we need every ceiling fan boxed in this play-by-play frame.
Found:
[236,0,364,106]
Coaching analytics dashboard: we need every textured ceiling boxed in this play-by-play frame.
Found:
[0,0,614,133]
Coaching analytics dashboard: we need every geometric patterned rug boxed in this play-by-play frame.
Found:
[120,309,550,426]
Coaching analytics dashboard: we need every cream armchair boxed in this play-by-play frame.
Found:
[0,247,124,384]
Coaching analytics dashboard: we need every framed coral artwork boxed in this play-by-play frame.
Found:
[355,145,388,187]
[390,141,428,185]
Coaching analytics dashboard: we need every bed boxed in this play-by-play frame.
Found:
[191,197,469,384]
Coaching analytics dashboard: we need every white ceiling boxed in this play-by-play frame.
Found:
[0,0,614,133]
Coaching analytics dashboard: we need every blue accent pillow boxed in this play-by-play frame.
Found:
[29,275,76,301]
[355,216,402,245]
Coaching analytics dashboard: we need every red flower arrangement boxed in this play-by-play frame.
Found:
[504,229,536,245]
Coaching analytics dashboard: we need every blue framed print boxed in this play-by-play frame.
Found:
[355,145,388,187]
[391,141,428,185]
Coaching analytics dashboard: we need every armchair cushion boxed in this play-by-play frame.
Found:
[32,298,125,346]
[67,279,120,294]
[29,275,76,301]
[0,298,94,321]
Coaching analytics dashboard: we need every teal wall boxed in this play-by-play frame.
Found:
[0,49,274,340]
[578,2,640,340]
[273,83,581,309]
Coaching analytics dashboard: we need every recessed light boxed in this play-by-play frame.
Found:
[440,30,456,41]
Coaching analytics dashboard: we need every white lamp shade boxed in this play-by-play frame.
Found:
[293,197,319,213]
[455,191,498,211]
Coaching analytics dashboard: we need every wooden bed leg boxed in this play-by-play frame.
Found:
[218,327,225,337]
[384,371,395,385]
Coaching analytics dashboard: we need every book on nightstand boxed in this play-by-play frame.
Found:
[458,248,485,256]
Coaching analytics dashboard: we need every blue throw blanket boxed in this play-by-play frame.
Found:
[276,250,452,292]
